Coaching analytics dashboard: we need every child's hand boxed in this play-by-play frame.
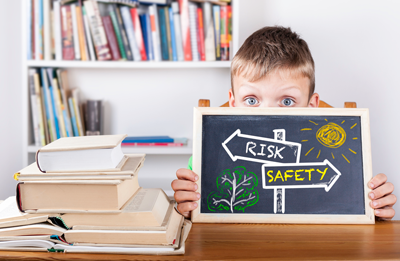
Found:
[171,168,200,218]
[369,173,397,220]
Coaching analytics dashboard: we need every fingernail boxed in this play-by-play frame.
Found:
[194,184,198,190]
[197,193,200,199]
[375,209,380,215]
[193,203,198,208]
[370,182,374,188]
[194,175,198,181]
[373,201,378,207]
[369,192,375,199]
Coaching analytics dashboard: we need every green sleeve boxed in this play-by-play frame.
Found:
[187,156,193,170]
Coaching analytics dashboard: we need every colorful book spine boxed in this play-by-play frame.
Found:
[220,6,229,61]
[213,5,221,61]
[68,97,79,136]
[130,8,147,61]
[115,5,133,61]
[82,6,96,61]
[70,4,81,60]
[49,85,61,139]
[164,6,173,61]
[33,72,46,145]
[171,2,184,61]
[40,68,56,141]
[188,3,199,61]
[122,143,184,147]
[203,2,215,61]
[102,16,122,60]
[61,5,75,60]
[168,7,177,61]
[76,5,88,61]
[72,89,84,136]
[108,4,127,60]
[83,0,112,61]
[35,0,43,60]
[158,7,169,61]
[29,70,41,146]
[52,78,67,138]
[53,0,62,61]
[140,14,153,61]
[228,5,232,60]
[149,4,161,61]
[178,0,192,61]
[57,69,74,137]
[197,7,205,61]
[27,0,32,60]
[120,6,141,61]
[43,0,52,60]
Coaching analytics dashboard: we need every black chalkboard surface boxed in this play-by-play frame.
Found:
[192,108,374,224]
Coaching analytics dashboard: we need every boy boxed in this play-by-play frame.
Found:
[171,26,397,220]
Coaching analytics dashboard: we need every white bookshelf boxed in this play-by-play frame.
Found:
[21,0,239,192]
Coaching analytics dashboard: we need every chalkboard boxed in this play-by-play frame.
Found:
[192,108,374,224]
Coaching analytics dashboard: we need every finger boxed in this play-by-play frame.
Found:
[370,194,397,209]
[369,182,394,200]
[369,173,387,189]
[176,168,199,182]
[177,202,198,218]
[174,191,201,203]
[375,207,395,220]
[171,179,198,192]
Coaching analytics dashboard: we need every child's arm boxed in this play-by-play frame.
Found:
[171,168,200,218]
[369,173,397,220]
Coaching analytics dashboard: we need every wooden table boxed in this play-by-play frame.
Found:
[0,221,399,260]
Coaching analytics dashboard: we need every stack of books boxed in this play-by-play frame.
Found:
[0,134,190,254]
[28,0,232,62]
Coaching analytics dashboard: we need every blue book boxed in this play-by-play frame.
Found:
[145,13,154,61]
[38,0,44,59]
[122,136,174,143]
[168,7,177,61]
[68,98,79,137]
[49,86,61,139]
[139,14,149,60]
[158,8,169,61]
[40,69,56,141]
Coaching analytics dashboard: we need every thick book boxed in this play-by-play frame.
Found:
[188,2,199,61]
[84,0,112,61]
[213,5,221,60]
[171,2,184,61]
[60,5,75,60]
[130,8,147,61]
[102,16,122,61]
[36,134,127,172]
[15,154,145,181]
[202,2,215,61]
[17,177,139,213]
[63,208,183,245]
[178,0,192,60]
[158,7,169,61]
[108,4,127,60]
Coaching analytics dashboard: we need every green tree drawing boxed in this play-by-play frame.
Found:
[207,166,259,213]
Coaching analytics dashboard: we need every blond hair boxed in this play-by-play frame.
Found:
[231,26,315,98]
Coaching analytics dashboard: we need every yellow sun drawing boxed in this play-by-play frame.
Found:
[301,119,358,163]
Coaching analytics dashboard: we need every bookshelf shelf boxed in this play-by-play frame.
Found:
[26,60,232,69]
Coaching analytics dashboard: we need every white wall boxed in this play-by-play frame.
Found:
[0,0,398,219]
[238,0,400,219]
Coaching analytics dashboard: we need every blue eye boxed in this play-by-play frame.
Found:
[281,98,294,106]
[245,97,258,106]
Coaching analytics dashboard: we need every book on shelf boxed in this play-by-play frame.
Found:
[85,100,103,135]
[122,136,174,143]
[27,0,232,62]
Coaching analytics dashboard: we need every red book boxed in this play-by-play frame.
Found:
[121,143,184,147]
[102,16,121,61]
[178,0,192,61]
[61,5,75,60]
[197,7,205,61]
[130,8,147,61]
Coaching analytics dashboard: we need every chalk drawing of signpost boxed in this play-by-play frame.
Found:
[222,129,302,164]
[261,160,341,213]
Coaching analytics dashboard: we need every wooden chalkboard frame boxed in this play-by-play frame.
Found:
[192,107,374,224]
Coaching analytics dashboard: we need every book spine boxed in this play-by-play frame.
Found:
[197,7,205,61]
[158,7,169,61]
[33,72,46,145]
[130,8,147,61]
[121,142,184,147]
[49,86,61,139]
[29,70,41,146]
[70,4,81,60]
[52,78,67,138]
[172,2,184,61]
[102,16,122,61]
[115,5,133,61]
[82,7,96,61]
[61,5,75,60]
[213,5,221,61]
[27,0,32,60]
[168,7,177,61]
[84,0,112,61]
[53,1,62,61]
[148,5,161,61]
[76,5,88,61]
[179,0,192,61]
[68,97,79,136]
[31,0,36,60]
[145,13,154,61]
[120,6,141,61]
[57,69,74,137]
[164,6,172,61]
[228,5,232,60]
[203,2,215,61]
[43,0,51,60]
[109,5,127,60]
[188,3,199,61]
[220,6,229,61]
[41,68,57,141]
[35,0,43,60]
[72,89,84,136]
[85,100,102,135]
